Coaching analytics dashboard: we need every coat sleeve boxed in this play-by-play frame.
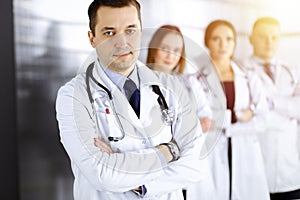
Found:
[272,66,300,120]
[228,71,269,137]
[247,71,269,117]
[184,74,213,119]
[56,76,166,193]
[143,75,205,197]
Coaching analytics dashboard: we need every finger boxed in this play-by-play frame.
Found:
[95,141,111,153]
[94,138,113,154]
[94,138,111,149]
[94,138,108,149]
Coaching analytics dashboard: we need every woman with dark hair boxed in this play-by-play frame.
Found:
[146,25,213,133]
[146,25,186,75]
[186,20,270,200]
[147,25,217,199]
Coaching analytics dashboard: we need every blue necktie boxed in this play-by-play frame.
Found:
[124,79,140,117]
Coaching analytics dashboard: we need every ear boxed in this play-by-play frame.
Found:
[249,34,253,45]
[88,31,96,48]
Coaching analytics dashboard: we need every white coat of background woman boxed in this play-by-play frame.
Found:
[186,20,270,200]
[145,24,215,200]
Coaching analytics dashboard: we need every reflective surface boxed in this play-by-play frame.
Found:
[14,0,300,199]
[14,1,89,199]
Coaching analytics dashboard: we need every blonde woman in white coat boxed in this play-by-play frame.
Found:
[186,20,270,200]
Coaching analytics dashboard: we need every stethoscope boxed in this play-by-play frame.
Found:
[197,63,256,111]
[281,64,298,86]
[85,62,174,142]
[248,58,298,86]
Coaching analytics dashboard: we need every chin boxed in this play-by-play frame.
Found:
[112,60,135,71]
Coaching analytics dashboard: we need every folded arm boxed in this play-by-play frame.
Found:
[56,79,168,193]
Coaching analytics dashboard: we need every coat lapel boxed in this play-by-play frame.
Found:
[91,60,166,138]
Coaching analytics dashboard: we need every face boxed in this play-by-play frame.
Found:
[88,6,142,75]
[250,23,280,62]
[206,25,235,61]
[153,33,183,74]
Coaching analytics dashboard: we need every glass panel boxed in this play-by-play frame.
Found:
[14,0,89,199]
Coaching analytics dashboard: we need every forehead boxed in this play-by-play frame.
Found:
[161,33,183,47]
[95,5,140,29]
[211,25,234,36]
[253,23,280,35]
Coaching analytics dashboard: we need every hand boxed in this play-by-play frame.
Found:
[156,140,180,163]
[200,117,214,133]
[236,109,253,122]
[156,144,173,163]
[133,186,141,191]
[94,137,113,154]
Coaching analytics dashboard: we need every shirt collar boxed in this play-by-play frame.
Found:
[98,59,139,92]
[252,55,276,66]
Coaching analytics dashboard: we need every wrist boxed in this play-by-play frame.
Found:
[161,140,180,162]
[156,144,173,163]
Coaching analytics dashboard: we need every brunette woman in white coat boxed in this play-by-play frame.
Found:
[146,25,212,132]
[186,20,270,200]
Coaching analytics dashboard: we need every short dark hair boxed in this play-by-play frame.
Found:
[204,20,236,48]
[252,17,280,32]
[88,0,141,35]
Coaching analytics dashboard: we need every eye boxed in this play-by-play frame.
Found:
[272,36,279,41]
[211,36,220,42]
[173,48,182,55]
[126,29,136,35]
[103,31,114,36]
[227,37,234,42]
[160,46,169,52]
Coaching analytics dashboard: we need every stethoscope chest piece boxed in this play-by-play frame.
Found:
[161,109,174,126]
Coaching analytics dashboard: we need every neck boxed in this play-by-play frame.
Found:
[212,58,231,72]
[108,65,135,77]
[152,64,172,75]
[254,54,273,63]
[211,58,234,81]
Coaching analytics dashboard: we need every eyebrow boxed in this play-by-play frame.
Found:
[100,24,138,32]
[127,24,138,28]
[101,27,115,32]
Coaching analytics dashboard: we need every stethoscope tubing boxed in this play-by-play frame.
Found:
[85,62,173,142]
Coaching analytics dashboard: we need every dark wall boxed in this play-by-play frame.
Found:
[0,0,19,199]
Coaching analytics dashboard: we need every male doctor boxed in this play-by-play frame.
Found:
[243,17,300,199]
[55,0,204,199]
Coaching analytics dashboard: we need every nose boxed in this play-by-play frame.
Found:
[165,50,172,58]
[114,33,127,48]
[265,36,272,45]
[219,39,226,48]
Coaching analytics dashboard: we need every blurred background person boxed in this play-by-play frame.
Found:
[187,19,270,200]
[146,24,213,132]
[243,17,300,200]
[146,25,185,75]
[146,24,215,199]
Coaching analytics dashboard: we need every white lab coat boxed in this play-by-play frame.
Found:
[243,56,300,193]
[185,61,270,200]
[56,59,205,200]
[179,74,215,200]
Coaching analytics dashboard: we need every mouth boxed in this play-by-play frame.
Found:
[164,61,172,65]
[113,51,132,58]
